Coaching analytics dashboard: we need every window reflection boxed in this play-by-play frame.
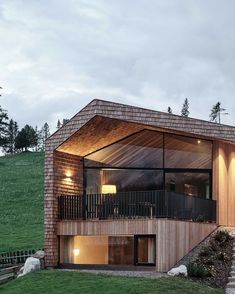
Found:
[165,173,211,198]
[84,130,213,199]
[86,169,164,194]
[85,130,163,168]
[164,134,212,169]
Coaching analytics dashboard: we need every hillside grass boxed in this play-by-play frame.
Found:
[0,152,44,252]
[0,271,223,294]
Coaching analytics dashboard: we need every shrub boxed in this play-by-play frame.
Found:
[217,251,230,262]
[214,230,232,246]
[187,262,208,278]
[198,246,212,257]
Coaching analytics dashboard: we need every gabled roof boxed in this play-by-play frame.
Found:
[46,99,235,152]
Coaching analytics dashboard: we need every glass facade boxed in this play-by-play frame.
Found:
[84,130,212,199]
[60,235,156,266]
[86,169,164,194]
[165,173,211,198]
[164,134,212,169]
[85,130,163,168]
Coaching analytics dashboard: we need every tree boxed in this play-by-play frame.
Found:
[15,124,38,152]
[167,106,173,114]
[62,118,69,126]
[3,119,18,154]
[209,102,228,124]
[0,105,9,147]
[181,98,190,117]
[57,119,62,129]
[38,122,50,151]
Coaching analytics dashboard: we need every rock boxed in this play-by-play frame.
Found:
[18,266,24,275]
[32,250,45,260]
[17,257,40,277]
[167,265,188,277]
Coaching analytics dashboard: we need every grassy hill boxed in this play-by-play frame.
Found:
[0,152,44,252]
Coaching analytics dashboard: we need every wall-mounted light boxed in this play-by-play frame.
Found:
[197,140,201,144]
[73,248,80,256]
[64,170,73,182]
[101,185,117,194]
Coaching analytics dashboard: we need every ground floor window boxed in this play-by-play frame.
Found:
[60,235,156,266]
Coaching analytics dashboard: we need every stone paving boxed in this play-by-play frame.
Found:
[59,269,167,279]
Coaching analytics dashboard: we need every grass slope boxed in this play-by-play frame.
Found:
[0,271,223,294]
[0,152,44,252]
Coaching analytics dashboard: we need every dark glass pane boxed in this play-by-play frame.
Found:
[165,173,211,198]
[137,236,156,264]
[164,134,212,169]
[86,169,164,194]
[108,236,134,265]
[85,130,163,168]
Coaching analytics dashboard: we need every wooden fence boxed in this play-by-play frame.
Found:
[0,266,20,285]
[0,249,43,265]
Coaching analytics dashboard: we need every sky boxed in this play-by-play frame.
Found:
[0,0,235,132]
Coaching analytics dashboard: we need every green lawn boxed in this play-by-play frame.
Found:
[0,271,224,294]
[0,152,44,252]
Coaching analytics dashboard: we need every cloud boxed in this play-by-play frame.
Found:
[0,0,235,132]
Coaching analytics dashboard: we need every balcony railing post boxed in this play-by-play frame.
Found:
[58,191,216,222]
[82,193,86,220]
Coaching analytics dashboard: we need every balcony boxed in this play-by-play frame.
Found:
[58,190,216,222]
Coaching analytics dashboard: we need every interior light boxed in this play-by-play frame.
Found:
[73,248,80,256]
[197,140,201,144]
[64,170,73,182]
[101,185,117,194]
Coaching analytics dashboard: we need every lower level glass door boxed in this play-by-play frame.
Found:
[134,235,156,266]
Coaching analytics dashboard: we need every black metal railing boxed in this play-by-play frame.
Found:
[58,190,216,222]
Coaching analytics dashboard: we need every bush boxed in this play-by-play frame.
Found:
[214,230,232,246]
[198,246,212,257]
[187,262,208,278]
[217,251,230,261]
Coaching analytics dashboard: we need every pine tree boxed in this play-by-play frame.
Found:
[57,119,62,129]
[0,105,9,147]
[167,107,173,114]
[181,98,190,117]
[15,125,38,152]
[38,122,50,151]
[3,119,18,154]
[62,119,69,126]
[209,101,228,123]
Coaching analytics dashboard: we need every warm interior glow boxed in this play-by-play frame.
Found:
[101,185,117,194]
[73,248,80,256]
[65,170,72,177]
[64,170,73,182]
[197,140,201,144]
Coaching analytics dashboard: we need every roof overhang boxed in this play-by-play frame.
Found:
[56,115,235,157]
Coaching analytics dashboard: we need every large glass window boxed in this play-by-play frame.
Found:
[86,169,164,194]
[165,173,211,199]
[60,235,156,266]
[60,235,134,265]
[84,130,213,199]
[164,134,212,169]
[85,130,163,168]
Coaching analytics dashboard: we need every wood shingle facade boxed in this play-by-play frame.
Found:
[44,99,235,270]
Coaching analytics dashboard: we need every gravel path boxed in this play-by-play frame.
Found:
[59,269,168,279]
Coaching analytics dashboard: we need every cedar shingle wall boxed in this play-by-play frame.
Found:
[44,99,235,267]
[44,151,83,267]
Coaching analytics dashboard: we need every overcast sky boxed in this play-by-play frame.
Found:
[1,0,235,132]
